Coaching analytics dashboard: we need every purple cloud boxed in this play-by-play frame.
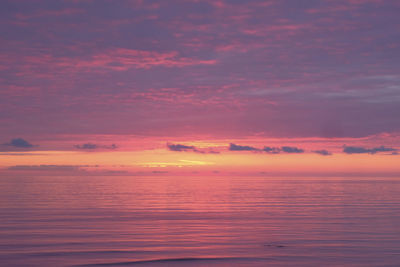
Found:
[281,146,304,154]
[229,143,259,151]
[262,146,281,154]
[229,144,305,154]
[313,149,332,156]
[3,138,34,148]
[75,143,98,149]
[167,143,196,152]
[167,143,218,154]
[1,0,400,140]
[343,145,397,154]
[75,143,118,150]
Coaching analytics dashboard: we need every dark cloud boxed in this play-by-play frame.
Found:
[281,146,304,153]
[167,143,218,154]
[371,146,397,154]
[262,146,280,154]
[229,144,305,154]
[343,145,397,154]
[313,149,332,156]
[76,143,97,149]
[75,143,118,150]
[343,146,370,154]
[167,143,196,152]
[229,143,258,151]
[3,138,34,148]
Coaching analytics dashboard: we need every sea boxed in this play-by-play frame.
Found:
[1,175,400,266]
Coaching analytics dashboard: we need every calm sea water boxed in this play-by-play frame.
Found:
[1,175,400,266]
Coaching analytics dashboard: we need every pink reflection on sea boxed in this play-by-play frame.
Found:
[1,175,400,266]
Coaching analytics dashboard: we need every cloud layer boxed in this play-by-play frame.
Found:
[0,0,399,140]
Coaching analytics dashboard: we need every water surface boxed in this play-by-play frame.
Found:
[1,175,400,266]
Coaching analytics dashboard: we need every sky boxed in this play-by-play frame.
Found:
[1,0,400,176]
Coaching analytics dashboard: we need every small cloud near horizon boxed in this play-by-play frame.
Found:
[75,143,118,150]
[167,143,196,152]
[229,143,304,154]
[262,146,281,154]
[313,149,332,156]
[229,143,259,151]
[281,146,304,153]
[2,138,34,148]
[167,143,219,154]
[343,145,397,154]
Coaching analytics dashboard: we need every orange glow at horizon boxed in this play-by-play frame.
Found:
[1,147,399,176]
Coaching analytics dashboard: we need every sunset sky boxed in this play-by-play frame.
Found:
[1,0,399,176]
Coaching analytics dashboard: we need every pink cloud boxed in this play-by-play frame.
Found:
[0,48,218,80]
[79,48,217,70]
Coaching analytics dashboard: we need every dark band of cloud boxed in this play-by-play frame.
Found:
[229,143,258,151]
[313,149,332,156]
[262,146,280,154]
[229,143,304,154]
[75,143,118,150]
[167,143,196,151]
[281,146,304,153]
[76,143,97,149]
[343,145,397,154]
[167,143,219,154]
